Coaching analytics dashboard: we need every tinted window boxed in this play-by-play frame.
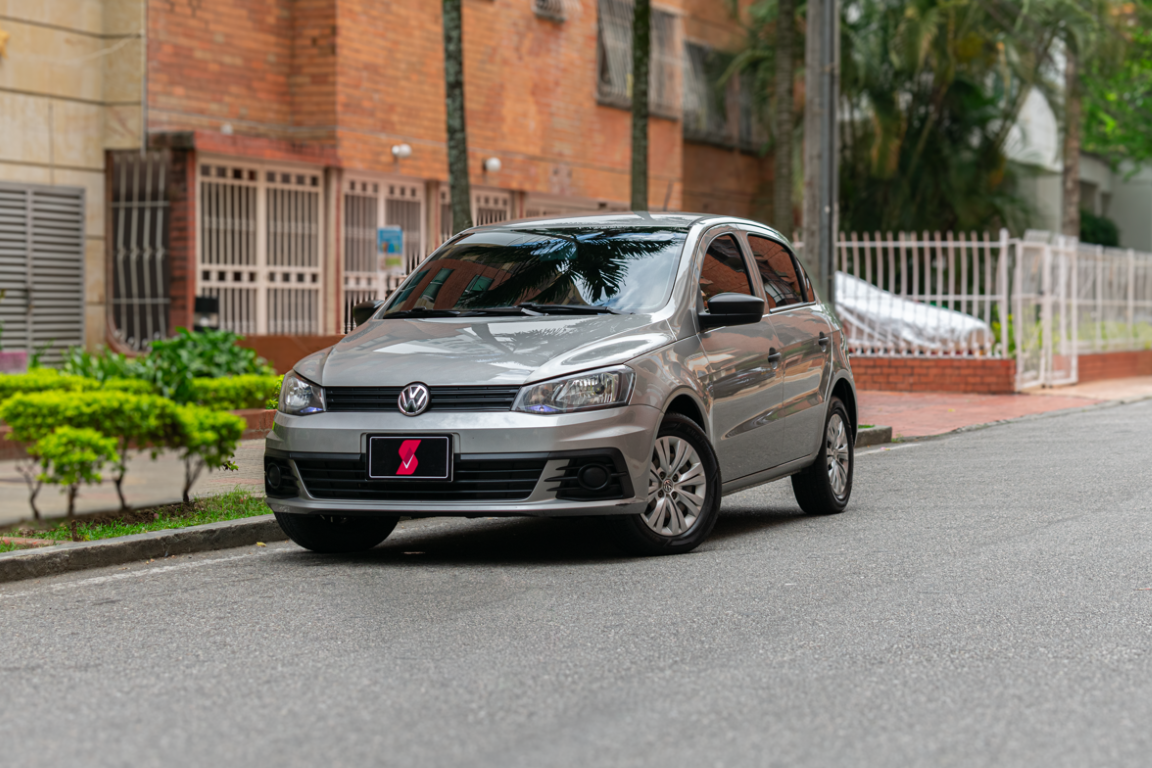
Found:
[698,234,754,310]
[748,235,808,308]
[381,228,687,315]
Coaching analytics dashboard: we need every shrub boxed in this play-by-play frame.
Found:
[104,378,157,395]
[1,390,178,512]
[0,369,98,403]
[61,346,144,382]
[30,427,120,539]
[189,374,282,411]
[172,405,246,503]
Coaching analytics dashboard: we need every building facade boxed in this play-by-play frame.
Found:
[0,0,773,355]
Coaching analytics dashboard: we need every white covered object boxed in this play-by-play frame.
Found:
[835,271,995,354]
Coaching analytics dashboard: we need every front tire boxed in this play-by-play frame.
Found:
[791,397,853,515]
[275,512,399,554]
[612,414,721,556]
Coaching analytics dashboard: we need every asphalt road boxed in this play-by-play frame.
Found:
[3,399,1151,768]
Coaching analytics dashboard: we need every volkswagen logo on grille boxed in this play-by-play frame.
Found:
[398,383,430,416]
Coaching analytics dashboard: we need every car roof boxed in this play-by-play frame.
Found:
[468,211,783,237]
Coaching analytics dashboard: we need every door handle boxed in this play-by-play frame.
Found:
[767,348,782,366]
[818,332,831,348]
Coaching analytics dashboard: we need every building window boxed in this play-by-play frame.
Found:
[683,42,767,152]
[596,0,680,119]
[197,162,323,335]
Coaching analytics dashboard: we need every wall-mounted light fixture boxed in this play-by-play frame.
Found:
[194,296,220,332]
[0,25,10,60]
[391,144,413,160]
[221,123,234,136]
[483,157,502,174]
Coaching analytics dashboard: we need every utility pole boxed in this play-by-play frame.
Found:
[801,0,839,308]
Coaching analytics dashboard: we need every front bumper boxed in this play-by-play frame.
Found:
[263,404,661,517]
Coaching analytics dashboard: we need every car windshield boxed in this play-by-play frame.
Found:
[379,227,687,317]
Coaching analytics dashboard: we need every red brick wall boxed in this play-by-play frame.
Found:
[1078,350,1152,383]
[167,148,197,334]
[851,357,1017,394]
[238,334,345,374]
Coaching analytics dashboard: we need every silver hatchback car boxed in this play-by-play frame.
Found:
[265,213,857,556]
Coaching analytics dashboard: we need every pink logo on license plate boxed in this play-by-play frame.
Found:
[396,439,421,475]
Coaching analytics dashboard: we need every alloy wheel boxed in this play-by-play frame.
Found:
[643,436,707,537]
[826,413,851,499]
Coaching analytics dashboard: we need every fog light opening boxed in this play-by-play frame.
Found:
[266,463,283,491]
[576,464,611,492]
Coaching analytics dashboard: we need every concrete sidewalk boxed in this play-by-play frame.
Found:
[0,439,265,527]
[859,375,1152,439]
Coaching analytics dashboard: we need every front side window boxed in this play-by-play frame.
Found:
[381,228,687,316]
[698,234,754,311]
[748,234,807,308]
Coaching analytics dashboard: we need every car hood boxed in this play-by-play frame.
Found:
[295,314,676,387]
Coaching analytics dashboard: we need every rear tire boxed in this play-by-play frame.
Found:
[791,397,853,515]
[275,512,399,554]
[612,414,721,556]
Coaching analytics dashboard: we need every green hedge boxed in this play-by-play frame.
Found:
[189,374,282,411]
[0,369,97,402]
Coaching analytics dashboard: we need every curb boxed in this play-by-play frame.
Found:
[0,514,287,584]
[855,425,892,447]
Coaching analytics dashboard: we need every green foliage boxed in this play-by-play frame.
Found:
[0,369,98,403]
[1080,209,1121,247]
[189,374,282,411]
[172,405,246,503]
[8,489,269,543]
[30,426,120,529]
[61,328,272,403]
[0,390,176,446]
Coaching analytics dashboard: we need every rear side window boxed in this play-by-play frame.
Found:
[748,235,809,308]
[698,234,754,310]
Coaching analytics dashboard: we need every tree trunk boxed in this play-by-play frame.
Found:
[68,486,79,541]
[115,465,129,512]
[775,0,795,231]
[443,0,473,234]
[1062,48,1081,238]
[630,0,651,211]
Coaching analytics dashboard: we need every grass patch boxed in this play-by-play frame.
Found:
[0,541,24,553]
[859,424,875,429]
[4,489,268,544]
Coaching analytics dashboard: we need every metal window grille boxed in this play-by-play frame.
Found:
[0,181,85,365]
[109,151,171,351]
[534,0,565,21]
[342,179,426,332]
[197,162,323,336]
[683,43,729,145]
[438,188,512,245]
[596,0,680,118]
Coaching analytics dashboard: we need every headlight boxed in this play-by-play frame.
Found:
[278,371,325,415]
[513,367,635,414]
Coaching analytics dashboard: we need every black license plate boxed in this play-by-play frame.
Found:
[367,436,452,480]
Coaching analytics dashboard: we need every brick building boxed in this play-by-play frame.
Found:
[0,0,773,354]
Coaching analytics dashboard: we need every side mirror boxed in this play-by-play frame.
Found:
[352,299,385,327]
[698,293,765,330]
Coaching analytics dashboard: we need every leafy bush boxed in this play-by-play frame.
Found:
[172,405,246,503]
[61,328,272,403]
[1081,209,1121,248]
[190,374,282,411]
[0,369,98,403]
[1,390,178,512]
[30,427,120,538]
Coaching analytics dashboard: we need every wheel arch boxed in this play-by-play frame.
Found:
[831,375,858,438]
[661,391,709,437]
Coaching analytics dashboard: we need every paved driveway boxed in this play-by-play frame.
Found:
[2,400,1151,767]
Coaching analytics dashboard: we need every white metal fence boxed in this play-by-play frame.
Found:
[810,229,1152,389]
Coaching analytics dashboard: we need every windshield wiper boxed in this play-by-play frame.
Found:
[381,308,462,318]
[460,306,543,316]
[516,302,623,315]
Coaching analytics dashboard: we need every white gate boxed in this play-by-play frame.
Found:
[1013,233,1078,389]
[197,160,324,336]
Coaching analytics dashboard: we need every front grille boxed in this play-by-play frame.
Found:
[294,455,546,501]
[547,453,631,501]
[325,386,520,413]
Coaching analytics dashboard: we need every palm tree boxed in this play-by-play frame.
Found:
[631,0,652,210]
[443,0,474,234]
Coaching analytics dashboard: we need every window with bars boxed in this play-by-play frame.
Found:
[596,0,680,119]
[197,162,323,336]
[109,150,171,351]
[342,178,426,332]
[682,42,768,152]
[437,188,512,245]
